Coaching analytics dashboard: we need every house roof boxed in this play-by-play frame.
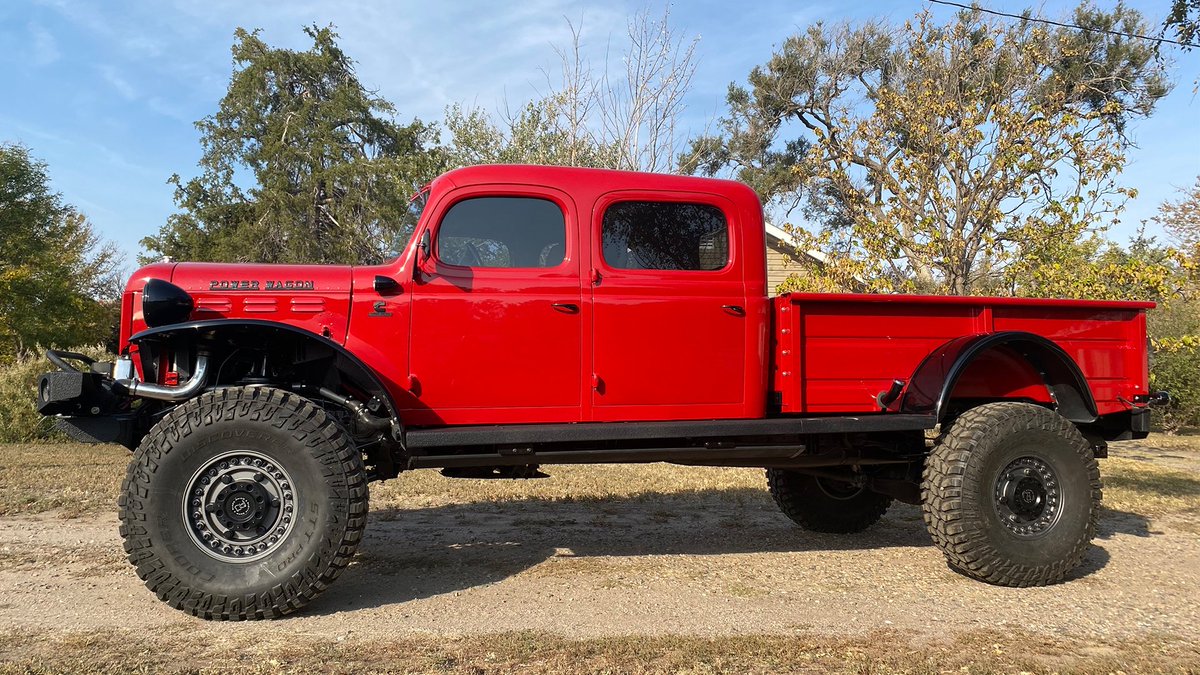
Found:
[764,222,829,265]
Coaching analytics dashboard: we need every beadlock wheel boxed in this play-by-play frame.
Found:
[183,451,297,562]
[993,455,1063,538]
[922,402,1101,587]
[119,386,368,620]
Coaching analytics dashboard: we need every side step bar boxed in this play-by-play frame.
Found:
[407,445,807,470]
[404,414,936,451]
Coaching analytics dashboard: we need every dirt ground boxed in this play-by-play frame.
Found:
[0,438,1198,673]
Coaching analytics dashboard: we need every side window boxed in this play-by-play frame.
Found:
[601,201,729,271]
[436,197,566,268]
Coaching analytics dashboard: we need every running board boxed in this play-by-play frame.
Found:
[407,444,807,470]
[404,414,935,452]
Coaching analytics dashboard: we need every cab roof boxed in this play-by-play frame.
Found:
[431,164,760,203]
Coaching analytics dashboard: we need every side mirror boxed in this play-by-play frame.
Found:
[418,230,431,262]
[414,230,432,281]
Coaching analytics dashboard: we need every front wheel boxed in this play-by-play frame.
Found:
[119,387,368,620]
[922,402,1101,587]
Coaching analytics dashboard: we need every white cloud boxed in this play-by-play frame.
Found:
[146,96,193,123]
[28,22,60,66]
[98,65,137,100]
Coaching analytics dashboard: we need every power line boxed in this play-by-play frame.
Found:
[927,0,1199,49]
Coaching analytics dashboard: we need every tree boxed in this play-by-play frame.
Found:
[444,95,617,170]
[1165,0,1199,49]
[1005,230,1182,301]
[142,25,442,265]
[686,5,1169,294]
[0,144,122,357]
[445,7,699,173]
[1152,176,1200,252]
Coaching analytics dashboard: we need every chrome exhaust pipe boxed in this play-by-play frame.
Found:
[118,354,210,401]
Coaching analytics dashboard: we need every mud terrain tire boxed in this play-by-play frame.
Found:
[922,402,1101,587]
[119,386,368,620]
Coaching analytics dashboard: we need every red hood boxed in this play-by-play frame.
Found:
[124,262,355,344]
[168,262,353,295]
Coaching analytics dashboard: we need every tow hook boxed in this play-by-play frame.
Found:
[1126,392,1171,408]
[1140,392,1171,407]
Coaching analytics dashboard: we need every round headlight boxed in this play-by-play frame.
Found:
[142,279,194,328]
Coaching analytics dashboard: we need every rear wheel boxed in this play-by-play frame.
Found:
[766,469,892,533]
[119,386,368,620]
[922,402,1101,587]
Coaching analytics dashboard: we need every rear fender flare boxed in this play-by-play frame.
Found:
[897,331,1098,424]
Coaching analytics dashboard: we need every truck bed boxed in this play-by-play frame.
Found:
[771,293,1153,417]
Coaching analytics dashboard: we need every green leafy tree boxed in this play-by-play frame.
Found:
[444,96,619,170]
[1007,231,1182,301]
[1141,180,1200,430]
[1152,176,1200,251]
[0,144,122,358]
[1165,0,1199,49]
[686,4,1169,295]
[1020,180,1200,431]
[142,25,442,265]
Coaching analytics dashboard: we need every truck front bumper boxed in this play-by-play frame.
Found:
[37,350,140,449]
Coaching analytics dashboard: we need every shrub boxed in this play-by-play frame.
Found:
[0,345,110,443]
[1148,299,1200,432]
[1150,341,1200,432]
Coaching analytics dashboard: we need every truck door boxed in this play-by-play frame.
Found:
[589,193,748,420]
[408,187,584,425]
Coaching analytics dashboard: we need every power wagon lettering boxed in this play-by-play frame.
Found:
[208,280,315,291]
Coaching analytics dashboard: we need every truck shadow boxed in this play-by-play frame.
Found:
[302,487,1147,617]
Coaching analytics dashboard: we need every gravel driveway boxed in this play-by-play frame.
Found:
[0,441,1197,648]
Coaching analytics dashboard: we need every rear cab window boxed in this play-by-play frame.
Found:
[601,201,730,272]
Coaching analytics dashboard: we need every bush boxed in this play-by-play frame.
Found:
[0,345,110,443]
[1151,342,1200,432]
[1149,299,1200,432]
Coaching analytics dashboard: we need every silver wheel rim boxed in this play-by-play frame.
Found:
[182,450,297,562]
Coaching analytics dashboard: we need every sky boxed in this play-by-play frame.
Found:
[2,0,1198,268]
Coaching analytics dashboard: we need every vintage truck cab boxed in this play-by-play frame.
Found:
[37,165,1163,620]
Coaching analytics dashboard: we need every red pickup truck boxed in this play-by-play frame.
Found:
[38,165,1162,620]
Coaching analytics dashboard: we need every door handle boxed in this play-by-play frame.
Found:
[552,302,580,314]
[722,304,746,316]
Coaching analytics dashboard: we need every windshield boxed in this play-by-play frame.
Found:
[409,184,430,218]
[384,184,431,264]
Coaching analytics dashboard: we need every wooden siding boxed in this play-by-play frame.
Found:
[766,237,800,296]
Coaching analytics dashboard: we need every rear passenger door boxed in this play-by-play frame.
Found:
[589,193,748,420]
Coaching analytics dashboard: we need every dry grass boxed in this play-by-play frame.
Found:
[3,438,1200,523]
[2,440,1200,673]
[370,463,767,513]
[0,443,126,517]
[1122,432,1200,451]
[1102,457,1200,517]
[0,626,1196,674]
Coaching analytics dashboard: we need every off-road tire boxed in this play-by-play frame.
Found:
[766,469,892,533]
[118,386,368,620]
[922,402,1101,587]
